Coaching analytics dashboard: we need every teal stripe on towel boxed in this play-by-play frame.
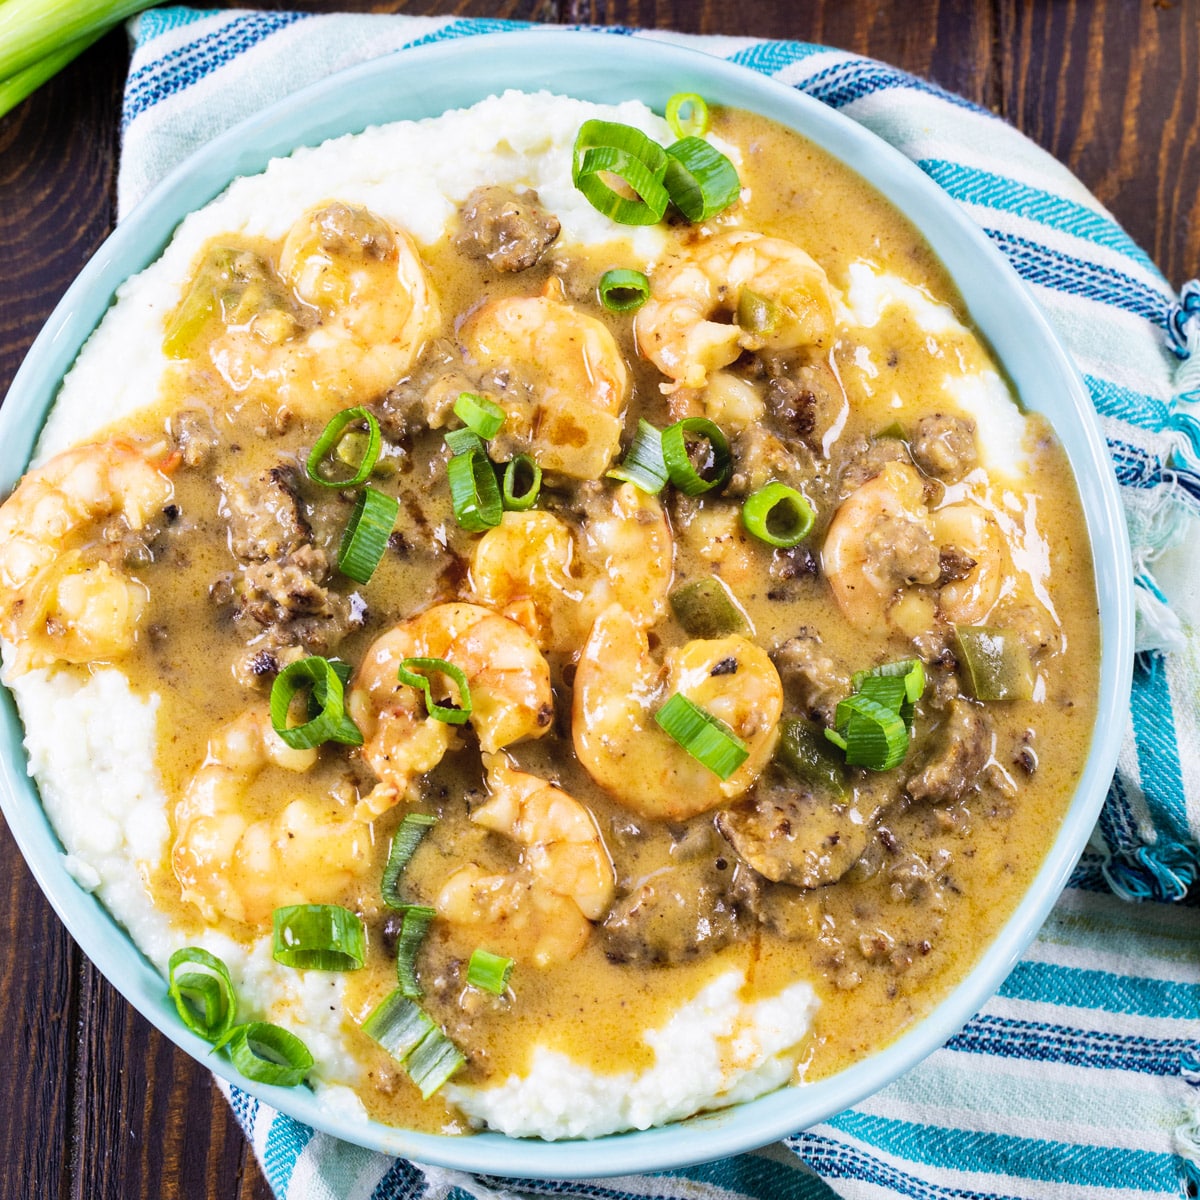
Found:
[918,159,1157,270]
[665,1151,839,1200]
[261,1113,313,1196]
[727,41,827,75]
[1130,654,1188,836]
[1085,374,1172,432]
[824,1111,1177,1191]
[998,960,1200,1018]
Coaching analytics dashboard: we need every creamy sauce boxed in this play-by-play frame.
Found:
[1,105,1099,1136]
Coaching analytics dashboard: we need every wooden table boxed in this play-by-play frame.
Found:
[0,3,1196,1196]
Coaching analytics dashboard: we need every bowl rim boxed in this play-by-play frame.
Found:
[0,28,1134,1180]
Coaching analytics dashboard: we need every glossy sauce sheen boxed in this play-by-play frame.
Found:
[92,108,1097,1133]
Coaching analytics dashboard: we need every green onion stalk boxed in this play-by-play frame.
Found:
[0,0,158,119]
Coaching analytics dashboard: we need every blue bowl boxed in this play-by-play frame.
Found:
[0,30,1133,1179]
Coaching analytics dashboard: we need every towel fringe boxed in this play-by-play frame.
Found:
[1166,278,1200,360]
[1102,840,1200,902]
[1133,575,1187,654]
[1174,1085,1200,1199]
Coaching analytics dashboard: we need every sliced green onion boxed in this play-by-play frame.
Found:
[501,455,542,511]
[444,427,486,457]
[607,418,668,494]
[168,947,237,1043]
[306,407,381,488]
[663,137,741,222]
[654,692,749,780]
[395,905,436,999]
[447,446,503,532]
[953,627,1033,701]
[737,288,779,335]
[741,483,815,548]
[216,1022,313,1087]
[397,656,473,725]
[338,486,398,584]
[661,417,732,496]
[269,656,363,750]
[466,948,514,995]
[381,813,438,909]
[598,268,651,313]
[406,1026,466,1098]
[572,121,671,226]
[669,578,748,638]
[824,694,909,771]
[272,904,366,971]
[665,92,710,139]
[362,990,436,1061]
[775,717,846,796]
[852,658,926,725]
[361,991,465,1097]
[453,391,505,439]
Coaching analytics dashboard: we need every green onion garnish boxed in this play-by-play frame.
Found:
[361,991,465,1097]
[215,1021,313,1087]
[444,427,486,457]
[572,120,671,226]
[663,137,741,223]
[852,658,926,726]
[363,990,436,1060]
[607,418,668,494]
[668,578,748,638]
[396,656,473,725]
[272,904,367,971]
[466,948,514,995]
[306,406,381,488]
[406,1026,467,1099]
[654,692,749,780]
[381,813,438,909]
[453,391,506,439]
[269,655,363,750]
[395,905,436,999]
[167,947,237,1043]
[824,694,909,771]
[337,485,398,583]
[598,268,651,313]
[736,288,779,335]
[501,455,542,511]
[665,92,710,139]
[825,659,924,770]
[661,417,732,496]
[741,482,815,547]
[447,445,503,532]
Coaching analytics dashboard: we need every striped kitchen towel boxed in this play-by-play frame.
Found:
[121,10,1200,1200]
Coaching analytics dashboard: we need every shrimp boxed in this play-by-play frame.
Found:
[469,483,673,653]
[458,279,627,479]
[198,202,439,419]
[822,460,1005,636]
[348,602,553,819]
[172,708,373,926]
[436,752,614,968]
[635,231,834,392]
[572,604,783,820]
[0,439,175,672]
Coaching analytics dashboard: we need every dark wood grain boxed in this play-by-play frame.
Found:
[0,3,1196,1198]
